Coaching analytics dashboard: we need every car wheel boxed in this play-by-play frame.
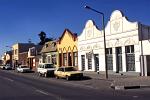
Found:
[39,73,42,76]
[66,76,70,81]
[44,73,47,77]
[55,75,59,79]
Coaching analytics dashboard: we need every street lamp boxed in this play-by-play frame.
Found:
[84,5,108,79]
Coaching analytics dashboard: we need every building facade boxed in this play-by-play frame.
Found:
[57,29,78,68]
[12,43,35,68]
[78,20,103,72]
[40,41,57,66]
[78,10,150,76]
[27,45,43,70]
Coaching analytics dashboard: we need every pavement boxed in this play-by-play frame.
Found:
[83,71,150,90]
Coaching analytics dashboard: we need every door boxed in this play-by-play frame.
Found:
[116,47,122,73]
[125,45,135,71]
[94,54,99,72]
[68,52,72,66]
[81,55,85,71]
[106,48,113,70]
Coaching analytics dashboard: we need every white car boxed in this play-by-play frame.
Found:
[0,64,12,70]
[37,63,55,77]
[17,65,31,73]
[4,64,12,70]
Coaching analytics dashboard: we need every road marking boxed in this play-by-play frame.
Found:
[35,89,62,100]
[0,76,14,82]
[35,89,49,95]
[133,95,138,98]
[3,77,14,82]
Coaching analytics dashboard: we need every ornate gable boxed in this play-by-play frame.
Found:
[78,20,102,41]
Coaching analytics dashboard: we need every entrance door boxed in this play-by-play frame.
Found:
[68,52,72,66]
[125,45,135,71]
[106,48,113,70]
[94,54,99,72]
[81,55,85,71]
[116,47,122,73]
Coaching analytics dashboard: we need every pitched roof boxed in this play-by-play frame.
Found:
[40,41,57,53]
[57,29,77,43]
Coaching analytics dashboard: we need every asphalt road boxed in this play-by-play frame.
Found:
[1,70,150,100]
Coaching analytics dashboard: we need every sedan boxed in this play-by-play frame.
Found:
[16,65,31,73]
[54,67,83,81]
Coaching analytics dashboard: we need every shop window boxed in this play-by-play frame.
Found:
[63,53,67,66]
[52,54,57,65]
[73,52,78,67]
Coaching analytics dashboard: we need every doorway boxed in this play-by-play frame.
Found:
[116,47,122,73]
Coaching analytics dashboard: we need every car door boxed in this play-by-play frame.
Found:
[57,68,63,77]
[61,68,66,78]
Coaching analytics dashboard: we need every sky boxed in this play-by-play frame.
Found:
[0,0,150,58]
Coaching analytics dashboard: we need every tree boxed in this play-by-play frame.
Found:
[38,31,53,45]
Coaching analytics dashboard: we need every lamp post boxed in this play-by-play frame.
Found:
[85,6,108,79]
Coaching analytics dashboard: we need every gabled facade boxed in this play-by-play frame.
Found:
[2,51,12,65]
[40,41,57,66]
[57,29,78,68]
[78,20,103,71]
[104,10,139,74]
[78,10,150,76]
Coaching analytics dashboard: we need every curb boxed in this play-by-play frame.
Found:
[110,85,150,90]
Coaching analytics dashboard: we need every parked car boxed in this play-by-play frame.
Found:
[37,63,55,77]
[54,67,83,81]
[16,65,31,73]
[3,64,12,70]
[0,65,5,69]
[0,64,12,70]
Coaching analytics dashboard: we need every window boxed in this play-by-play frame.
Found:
[15,49,18,55]
[73,52,78,66]
[47,56,51,63]
[63,53,67,66]
[125,45,134,53]
[106,48,112,54]
[52,54,57,65]
[45,44,48,48]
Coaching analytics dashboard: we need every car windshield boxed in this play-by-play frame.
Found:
[65,67,77,71]
[45,64,54,68]
[20,66,28,68]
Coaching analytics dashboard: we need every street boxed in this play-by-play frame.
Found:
[1,70,150,100]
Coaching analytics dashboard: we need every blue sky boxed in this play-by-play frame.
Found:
[0,0,150,57]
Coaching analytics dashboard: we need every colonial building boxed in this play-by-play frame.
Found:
[12,43,35,68]
[78,10,150,76]
[27,45,43,70]
[40,41,57,66]
[57,29,78,68]
[78,20,103,72]
[2,51,12,65]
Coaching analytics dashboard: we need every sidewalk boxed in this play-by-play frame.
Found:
[83,71,150,90]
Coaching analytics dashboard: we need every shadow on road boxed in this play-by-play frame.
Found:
[70,76,92,81]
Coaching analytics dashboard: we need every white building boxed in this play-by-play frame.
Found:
[78,10,150,76]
